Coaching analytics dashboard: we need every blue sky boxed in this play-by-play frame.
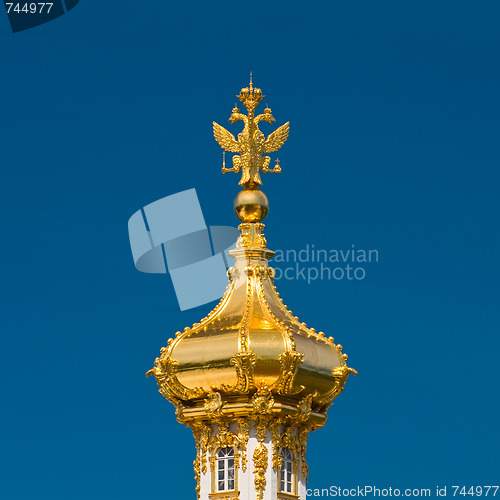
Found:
[0,1,499,499]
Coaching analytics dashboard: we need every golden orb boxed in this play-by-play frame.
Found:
[234,188,269,222]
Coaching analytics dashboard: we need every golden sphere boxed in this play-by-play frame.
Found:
[234,188,269,222]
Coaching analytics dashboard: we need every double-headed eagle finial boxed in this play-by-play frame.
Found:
[213,79,290,187]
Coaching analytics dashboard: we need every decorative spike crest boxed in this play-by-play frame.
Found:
[213,79,290,187]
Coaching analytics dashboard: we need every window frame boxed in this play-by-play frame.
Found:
[215,447,236,492]
[279,447,294,494]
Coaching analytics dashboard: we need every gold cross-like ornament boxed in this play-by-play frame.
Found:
[213,77,290,187]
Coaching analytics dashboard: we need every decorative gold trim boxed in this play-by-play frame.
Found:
[147,357,199,402]
[278,493,300,500]
[269,420,282,471]
[235,222,268,249]
[178,400,327,427]
[193,456,201,500]
[220,352,257,394]
[238,271,253,352]
[208,423,240,458]
[252,384,275,414]
[192,422,211,475]
[205,392,225,418]
[209,492,240,500]
[237,419,250,472]
[299,428,310,479]
[281,428,301,492]
[253,442,268,500]
[314,366,358,407]
[192,422,211,497]
[295,394,314,424]
[271,351,305,395]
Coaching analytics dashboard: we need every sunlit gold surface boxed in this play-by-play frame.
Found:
[214,79,288,188]
[148,221,356,422]
[234,188,269,222]
[148,80,356,500]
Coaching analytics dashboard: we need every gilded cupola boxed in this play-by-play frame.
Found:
[148,78,356,500]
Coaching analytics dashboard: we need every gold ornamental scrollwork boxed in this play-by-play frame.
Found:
[175,402,186,424]
[314,365,358,407]
[252,383,275,414]
[192,422,211,475]
[238,275,253,352]
[282,426,302,480]
[270,351,305,395]
[255,417,270,442]
[208,422,238,450]
[204,391,225,418]
[298,428,310,479]
[192,422,212,497]
[147,356,205,403]
[253,442,269,500]
[193,456,201,499]
[237,419,250,472]
[240,223,268,249]
[269,420,283,471]
[294,393,315,424]
[220,351,257,394]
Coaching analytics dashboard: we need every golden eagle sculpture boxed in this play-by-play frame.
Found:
[213,78,289,187]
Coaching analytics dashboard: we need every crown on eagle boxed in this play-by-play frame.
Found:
[237,74,264,110]
[236,73,265,109]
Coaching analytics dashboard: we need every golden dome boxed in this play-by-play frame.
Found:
[148,222,356,428]
[148,79,356,431]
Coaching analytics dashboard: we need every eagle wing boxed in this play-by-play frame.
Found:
[263,122,290,153]
[213,122,242,153]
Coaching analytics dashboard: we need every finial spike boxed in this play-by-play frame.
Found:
[249,71,253,89]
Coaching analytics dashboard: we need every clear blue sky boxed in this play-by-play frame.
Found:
[0,1,499,499]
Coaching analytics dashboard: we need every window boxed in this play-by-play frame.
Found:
[280,448,293,493]
[217,447,235,491]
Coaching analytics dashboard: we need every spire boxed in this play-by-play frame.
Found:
[148,79,356,500]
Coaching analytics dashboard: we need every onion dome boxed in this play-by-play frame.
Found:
[147,79,357,500]
[148,217,356,428]
[148,78,357,424]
